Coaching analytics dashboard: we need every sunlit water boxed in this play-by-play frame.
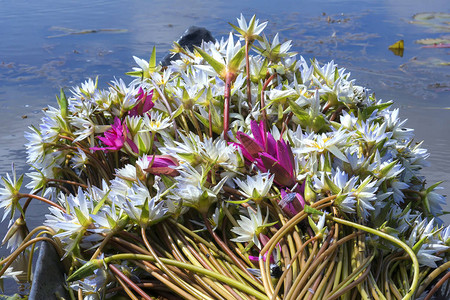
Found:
[0,0,449,295]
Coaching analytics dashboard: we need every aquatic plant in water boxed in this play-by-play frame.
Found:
[0,14,449,299]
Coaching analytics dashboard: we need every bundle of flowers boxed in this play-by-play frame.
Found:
[1,15,449,299]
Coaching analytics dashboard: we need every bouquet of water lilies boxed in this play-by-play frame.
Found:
[1,15,449,299]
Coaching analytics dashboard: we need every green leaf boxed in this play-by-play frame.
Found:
[377,160,396,178]
[194,46,225,77]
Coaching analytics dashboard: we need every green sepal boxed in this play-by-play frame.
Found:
[304,176,316,203]
[229,46,246,73]
[67,259,102,282]
[288,99,310,126]
[324,174,341,195]
[229,22,246,36]
[426,181,443,194]
[125,70,144,77]
[170,105,184,121]
[73,206,89,227]
[56,88,68,119]
[304,205,323,215]
[194,46,226,77]
[149,46,157,72]
[92,190,111,215]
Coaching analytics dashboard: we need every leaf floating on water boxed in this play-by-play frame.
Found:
[410,12,450,32]
[388,40,404,57]
[416,37,450,45]
[422,43,450,48]
[47,26,128,38]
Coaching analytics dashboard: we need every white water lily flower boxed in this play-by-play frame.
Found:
[24,126,46,164]
[45,189,94,240]
[339,110,358,130]
[294,129,350,163]
[71,149,89,170]
[71,116,96,142]
[426,186,446,217]
[169,164,228,212]
[119,181,168,228]
[231,206,271,249]
[406,218,448,268]
[353,177,378,220]
[234,171,274,201]
[0,267,23,280]
[199,136,240,171]
[71,78,98,101]
[355,120,392,145]
[0,164,23,222]
[142,111,171,133]
[234,14,268,40]
[389,179,409,204]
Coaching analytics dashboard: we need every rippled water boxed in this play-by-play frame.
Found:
[0,0,449,294]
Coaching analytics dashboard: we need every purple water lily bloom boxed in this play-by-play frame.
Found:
[279,188,305,217]
[129,88,154,117]
[91,117,138,153]
[144,155,179,177]
[235,120,296,188]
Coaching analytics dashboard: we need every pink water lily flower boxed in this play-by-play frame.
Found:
[235,120,296,188]
[129,88,154,116]
[91,117,138,153]
[144,155,179,177]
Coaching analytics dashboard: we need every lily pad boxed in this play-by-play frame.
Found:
[416,37,450,45]
[410,12,450,32]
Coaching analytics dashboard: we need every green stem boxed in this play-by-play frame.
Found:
[98,254,269,300]
[141,227,211,300]
[19,193,66,212]
[0,237,61,277]
[223,73,233,142]
[245,39,252,109]
[416,261,450,296]
[307,208,420,300]
[110,263,152,300]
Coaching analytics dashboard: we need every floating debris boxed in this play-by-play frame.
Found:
[388,39,404,57]
[47,26,128,38]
